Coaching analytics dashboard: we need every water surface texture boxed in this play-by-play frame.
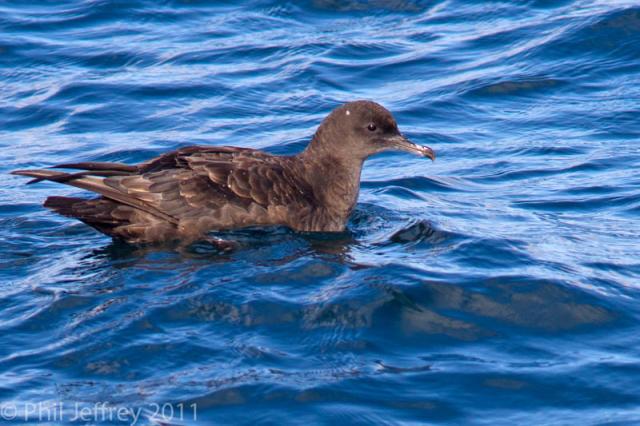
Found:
[2,1,640,424]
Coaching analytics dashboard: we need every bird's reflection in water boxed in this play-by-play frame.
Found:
[78,222,614,346]
[88,225,361,267]
[401,277,615,340]
[160,274,615,342]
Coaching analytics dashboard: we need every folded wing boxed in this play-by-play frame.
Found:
[12,146,315,242]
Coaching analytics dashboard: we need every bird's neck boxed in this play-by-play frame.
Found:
[298,138,364,229]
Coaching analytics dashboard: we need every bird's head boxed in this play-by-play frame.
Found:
[310,100,435,162]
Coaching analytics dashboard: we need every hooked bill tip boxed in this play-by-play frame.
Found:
[421,146,436,161]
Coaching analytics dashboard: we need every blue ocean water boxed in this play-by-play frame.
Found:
[2,0,640,424]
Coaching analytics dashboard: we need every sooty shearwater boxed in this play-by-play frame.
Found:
[13,100,435,248]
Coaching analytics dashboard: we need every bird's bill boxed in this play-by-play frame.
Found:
[385,135,436,161]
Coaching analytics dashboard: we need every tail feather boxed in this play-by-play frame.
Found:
[13,165,182,244]
[43,196,177,243]
[44,196,82,217]
[12,168,131,185]
[36,171,129,185]
[12,169,177,224]
[44,196,129,235]
[12,169,67,183]
[52,162,138,173]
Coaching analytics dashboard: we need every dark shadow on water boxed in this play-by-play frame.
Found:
[386,219,459,246]
[84,225,362,270]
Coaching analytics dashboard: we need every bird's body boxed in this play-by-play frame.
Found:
[13,101,435,247]
[28,146,357,243]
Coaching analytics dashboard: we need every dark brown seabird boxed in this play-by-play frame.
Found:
[13,100,435,249]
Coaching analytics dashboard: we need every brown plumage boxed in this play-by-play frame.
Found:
[12,100,435,247]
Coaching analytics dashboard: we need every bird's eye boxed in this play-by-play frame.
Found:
[367,123,377,132]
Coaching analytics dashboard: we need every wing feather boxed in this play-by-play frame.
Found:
[14,145,317,234]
